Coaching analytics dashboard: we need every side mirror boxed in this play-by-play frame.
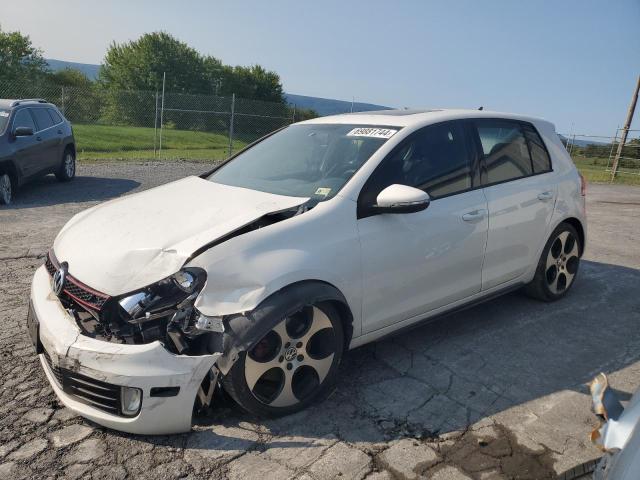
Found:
[13,126,34,137]
[374,184,430,214]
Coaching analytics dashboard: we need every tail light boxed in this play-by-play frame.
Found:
[579,173,586,196]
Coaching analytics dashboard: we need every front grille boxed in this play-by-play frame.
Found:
[42,349,122,416]
[45,252,110,311]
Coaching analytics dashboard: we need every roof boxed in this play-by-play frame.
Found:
[300,108,551,129]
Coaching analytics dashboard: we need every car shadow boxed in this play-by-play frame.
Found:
[126,259,639,474]
[5,174,140,209]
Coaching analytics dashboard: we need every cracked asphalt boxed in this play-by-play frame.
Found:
[1,162,639,479]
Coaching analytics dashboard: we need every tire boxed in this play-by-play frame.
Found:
[55,149,76,182]
[0,173,12,205]
[524,222,581,302]
[222,302,344,417]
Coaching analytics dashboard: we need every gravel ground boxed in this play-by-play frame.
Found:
[1,162,639,480]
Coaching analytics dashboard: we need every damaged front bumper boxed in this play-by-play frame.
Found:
[31,265,220,434]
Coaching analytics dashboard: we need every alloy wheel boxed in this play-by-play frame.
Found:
[244,306,337,407]
[545,230,579,294]
[64,153,75,178]
[0,174,11,205]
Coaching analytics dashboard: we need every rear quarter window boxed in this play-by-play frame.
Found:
[48,108,63,125]
[522,123,552,173]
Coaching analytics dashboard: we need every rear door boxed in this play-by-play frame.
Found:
[472,119,556,290]
[10,108,40,178]
[30,107,60,172]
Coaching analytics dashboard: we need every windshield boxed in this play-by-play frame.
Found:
[0,109,9,134]
[208,124,399,200]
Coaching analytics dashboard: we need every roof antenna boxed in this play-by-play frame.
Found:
[478,106,484,111]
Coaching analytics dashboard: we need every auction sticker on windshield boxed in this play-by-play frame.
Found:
[346,127,397,139]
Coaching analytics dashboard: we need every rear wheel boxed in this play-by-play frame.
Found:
[222,302,344,417]
[525,222,581,301]
[56,149,76,182]
[0,173,12,205]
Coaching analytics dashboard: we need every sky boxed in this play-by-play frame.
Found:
[1,0,639,136]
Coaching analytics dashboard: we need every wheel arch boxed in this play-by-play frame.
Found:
[63,142,76,156]
[0,160,19,187]
[214,279,354,375]
[560,217,585,256]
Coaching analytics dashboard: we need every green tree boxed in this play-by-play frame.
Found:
[49,68,93,87]
[0,26,48,84]
[219,65,284,103]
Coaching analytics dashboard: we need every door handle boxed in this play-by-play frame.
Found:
[537,191,554,201]
[462,209,487,222]
[57,129,63,135]
[36,136,42,141]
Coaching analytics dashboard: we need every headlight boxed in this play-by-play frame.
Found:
[118,268,207,322]
[121,386,142,416]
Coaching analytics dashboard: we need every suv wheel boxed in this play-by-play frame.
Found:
[222,302,344,417]
[0,174,12,205]
[56,149,76,182]
[525,222,581,301]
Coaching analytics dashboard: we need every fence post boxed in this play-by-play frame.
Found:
[153,90,159,156]
[292,104,296,123]
[159,72,166,158]
[611,75,640,180]
[228,93,236,157]
[61,86,65,115]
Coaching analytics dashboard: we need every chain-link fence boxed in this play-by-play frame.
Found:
[0,81,298,162]
[561,130,640,181]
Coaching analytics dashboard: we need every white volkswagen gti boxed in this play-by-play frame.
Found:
[28,109,586,434]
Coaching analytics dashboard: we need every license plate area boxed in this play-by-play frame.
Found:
[26,300,43,354]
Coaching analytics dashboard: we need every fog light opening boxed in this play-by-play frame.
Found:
[121,387,142,416]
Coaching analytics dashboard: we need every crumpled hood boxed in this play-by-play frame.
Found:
[53,176,307,296]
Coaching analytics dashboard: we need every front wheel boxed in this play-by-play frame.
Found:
[222,303,344,417]
[56,149,76,182]
[525,222,581,301]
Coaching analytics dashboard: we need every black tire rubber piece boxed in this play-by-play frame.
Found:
[524,221,581,302]
[55,149,76,182]
[222,302,344,417]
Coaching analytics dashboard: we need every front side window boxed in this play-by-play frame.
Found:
[13,109,36,132]
[208,124,398,200]
[31,108,54,131]
[475,119,532,184]
[359,120,473,210]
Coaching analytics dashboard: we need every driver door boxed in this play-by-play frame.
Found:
[357,120,488,334]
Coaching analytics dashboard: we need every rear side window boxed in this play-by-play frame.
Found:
[522,123,552,173]
[475,119,532,184]
[31,108,54,131]
[48,108,63,125]
[13,109,36,132]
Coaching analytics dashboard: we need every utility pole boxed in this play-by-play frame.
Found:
[611,75,640,180]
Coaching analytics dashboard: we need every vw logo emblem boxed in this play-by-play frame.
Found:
[52,263,68,296]
[284,346,298,362]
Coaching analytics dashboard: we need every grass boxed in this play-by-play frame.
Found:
[73,124,247,162]
[572,156,640,186]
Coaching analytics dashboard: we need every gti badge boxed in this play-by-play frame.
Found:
[52,263,68,296]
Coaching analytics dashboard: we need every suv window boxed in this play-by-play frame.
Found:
[13,109,36,132]
[522,123,552,173]
[0,109,9,134]
[475,119,532,184]
[359,120,473,213]
[31,108,54,131]
[48,108,63,125]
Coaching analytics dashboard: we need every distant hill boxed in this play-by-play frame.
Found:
[46,59,101,80]
[45,58,391,115]
[284,93,390,116]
